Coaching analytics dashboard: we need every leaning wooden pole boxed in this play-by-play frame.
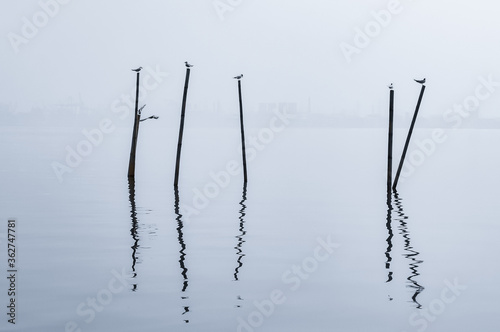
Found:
[393,85,426,190]
[128,71,141,178]
[387,89,394,193]
[174,67,191,187]
[237,79,248,184]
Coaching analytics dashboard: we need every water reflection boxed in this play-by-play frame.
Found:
[128,178,139,291]
[393,190,425,309]
[173,186,190,323]
[234,183,248,281]
[385,189,425,308]
[234,184,248,310]
[385,190,394,283]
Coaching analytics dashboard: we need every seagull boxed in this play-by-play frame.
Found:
[414,78,426,84]
[233,74,243,80]
[131,67,142,72]
[185,61,193,68]
[388,83,393,90]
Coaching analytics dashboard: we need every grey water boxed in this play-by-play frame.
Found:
[1,125,499,332]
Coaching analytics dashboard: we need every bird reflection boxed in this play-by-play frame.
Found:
[393,190,425,309]
[128,178,139,291]
[174,186,190,323]
[234,184,248,281]
[385,189,394,283]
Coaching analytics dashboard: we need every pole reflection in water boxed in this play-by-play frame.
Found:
[393,190,425,309]
[174,186,190,323]
[234,183,248,282]
[234,184,248,309]
[385,189,394,283]
[128,178,139,292]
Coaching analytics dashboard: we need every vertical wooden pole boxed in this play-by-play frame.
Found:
[387,89,394,193]
[128,72,141,178]
[237,80,248,184]
[174,68,191,187]
[393,85,426,190]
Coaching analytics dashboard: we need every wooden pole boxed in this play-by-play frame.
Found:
[237,79,248,184]
[128,71,141,178]
[387,89,394,193]
[393,85,426,190]
[174,67,191,187]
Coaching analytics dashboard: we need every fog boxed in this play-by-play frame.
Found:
[2,2,500,332]
[2,0,500,119]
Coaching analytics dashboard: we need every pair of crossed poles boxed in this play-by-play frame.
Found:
[387,80,426,192]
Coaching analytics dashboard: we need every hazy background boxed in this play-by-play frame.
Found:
[1,2,500,331]
[1,0,500,120]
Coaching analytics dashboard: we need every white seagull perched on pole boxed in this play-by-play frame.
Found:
[131,67,142,72]
[388,83,393,90]
[234,74,243,80]
[414,78,426,84]
[185,61,193,68]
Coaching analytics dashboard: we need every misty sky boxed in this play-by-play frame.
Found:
[2,0,500,118]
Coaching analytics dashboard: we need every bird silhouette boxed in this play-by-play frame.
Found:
[233,74,243,80]
[185,61,193,68]
[414,78,426,84]
[388,83,393,90]
[131,67,142,72]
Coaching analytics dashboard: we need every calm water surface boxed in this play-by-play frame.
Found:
[1,126,499,331]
